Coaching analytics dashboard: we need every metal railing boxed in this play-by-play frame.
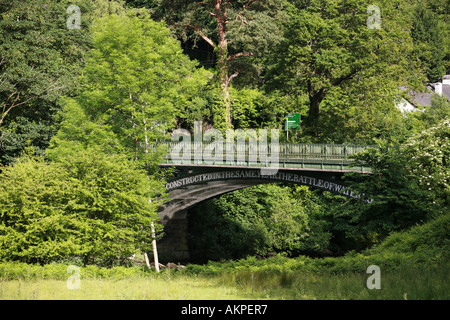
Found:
[155,142,374,172]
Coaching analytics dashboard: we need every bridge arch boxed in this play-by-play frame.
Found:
[156,166,372,262]
[159,167,371,221]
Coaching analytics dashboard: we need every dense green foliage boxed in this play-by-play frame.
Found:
[0,2,179,266]
[340,118,449,237]
[411,2,448,82]
[2,0,449,157]
[0,0,127,164]
[403,119,450,205]
[189,119,449,261]
[185,211,450,275]
[266,0,420,140]
[0,260,146,281]
[0,0,86,163]
[77,11,207,158]
[0,0,448,276]
[189,185,330,262]
[0,151,162,266]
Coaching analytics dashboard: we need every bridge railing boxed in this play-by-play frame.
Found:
[279,143,370,159]
[156,142,374,171]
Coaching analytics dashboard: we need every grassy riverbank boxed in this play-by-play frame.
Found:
[0,259,448,300]
[1,213,448,300]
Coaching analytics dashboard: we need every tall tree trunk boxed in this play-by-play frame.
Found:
[214,0,233,129]
[189,0,257,129]
[307,81,326,136]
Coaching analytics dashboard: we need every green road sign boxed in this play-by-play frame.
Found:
[285,113,301,130]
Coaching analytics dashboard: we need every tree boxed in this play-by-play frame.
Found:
[188,183,331,261]
[0,0,93,164]
[72,11,207,169]
[266,0,423,139]
[46,97,125,160]
[47,95,168,205]
[337,120,449,247]
[151,0,285,129]
[403,119,450,207]
[35,10,203,265]
[0,0,127,165]
[420,94,450,128]
[411,2,447,82]
[338,140,436,244]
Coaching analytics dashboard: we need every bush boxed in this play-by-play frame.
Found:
[0,262,69,281]
[183,212,450,276]
[370,212,450,265]
[188,184,330,262]
[0,151,162,266]
[403,119,450,207]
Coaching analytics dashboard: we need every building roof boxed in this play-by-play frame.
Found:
[401,77,450,108]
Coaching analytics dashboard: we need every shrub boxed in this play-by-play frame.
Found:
[0,151,161,266]
[188,184,330,262]
[183,213,450,275]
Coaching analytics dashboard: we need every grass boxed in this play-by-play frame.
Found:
[0,275,248,300]
[212,260,449,300]
[0,260,448,300]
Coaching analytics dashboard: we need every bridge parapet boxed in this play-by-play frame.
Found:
[156,142,373,172]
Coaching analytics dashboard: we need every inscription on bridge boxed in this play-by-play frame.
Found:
[166,169,372,202]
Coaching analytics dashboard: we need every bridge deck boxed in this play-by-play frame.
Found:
[157,142,373,172]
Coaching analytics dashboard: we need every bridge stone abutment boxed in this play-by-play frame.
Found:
[157,209,190,263]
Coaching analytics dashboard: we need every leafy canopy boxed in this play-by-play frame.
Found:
[77,11,207,161]
[266,0,423,142]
